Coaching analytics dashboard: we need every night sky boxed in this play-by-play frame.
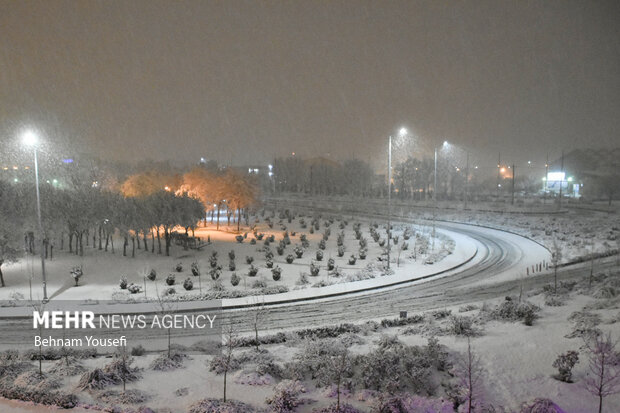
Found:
[1,0,618,170]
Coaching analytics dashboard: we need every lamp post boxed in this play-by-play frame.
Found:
[432,141,448,251]
[386,127,407,270]
[23,130,48,302]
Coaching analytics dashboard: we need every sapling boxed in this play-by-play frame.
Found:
[583,333,620,413]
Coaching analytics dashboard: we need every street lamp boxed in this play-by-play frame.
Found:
[22,130,48,302]
[432,141,449,249]
[387,127,408,269]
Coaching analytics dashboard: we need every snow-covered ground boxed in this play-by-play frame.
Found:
[0,215,461,305]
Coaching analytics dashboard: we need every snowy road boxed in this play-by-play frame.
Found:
[0,220,552,349]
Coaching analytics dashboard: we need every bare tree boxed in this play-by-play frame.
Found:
[250,299,269,352]
[328,343,352,411]
[583,333,620,413]
[551,237,562,293]
[455,337,484,413]
[154,285,177,358]
[222,322,238,402]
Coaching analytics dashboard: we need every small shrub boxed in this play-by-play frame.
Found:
[229,260,236,271]
[231,272,240,286]
[131,345,146,356]
[552,350,579,382]
[228,250,236,260]
[175,262,183,272]
[294,246,304,258]
[127,283,141,294]
[191,261,200,276]
[272,266,282,281]
[147,269,157,281]
[119,277,128,289]
[319,239,326,250]
[248,264,259,277]
[236,235,244,243]
[327,258,335,271]
[246,256,254,264]
[316,250,324,261]
[286,254,295,264]
[337,245,345,257]
[310,262,320,277]
[183,278,194,291]
[348,255,356,265]
[266,379,306,413]
[166,274,176,286]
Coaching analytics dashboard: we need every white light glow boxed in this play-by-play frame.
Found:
[547,172,565,181]
[398,127,407,137]
[22,130,38,147]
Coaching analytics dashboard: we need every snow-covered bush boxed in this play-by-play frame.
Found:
[183,278,193,291]
[286,254,295,264]
[294,246,304,258]
[319,239,326,250]
[272,266,282,281]
[210,268,222,280]
[348,255,357,265]
[337,245,345,257]
[231,272,240,286]
[266,258,274,268]
[246,255,255,264]
[552,350,579,382]
[191,261,200,276]
[310,262,320,277]
[248,264,259,277]
[119,276,128,289]
[175,262,183,272]
[316,250,324,261]
[166,274,176,285]
[265,379,307,413]
[189,398,256,413]
[519,398,566,413]
[147,269,157,281]
[127,283,141,294]
[236,235,244,243]
[327,258,335,271]
[70,266,83,286]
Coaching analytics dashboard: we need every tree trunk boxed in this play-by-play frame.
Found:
[105,233,109,252]
[79,233,84,256]
[151,232,155,253]
[60,232,64,250]
[123,236,128,257]
[50,245,53,260]
[98,226,102,250]
[131,237,135,258]
[157,228,162,255]
[216,205,221,230]
[165,229,170,256]
[0,261,5,287]
[237,207,241,232]
[143,233,148,251]
[68,233,74,253]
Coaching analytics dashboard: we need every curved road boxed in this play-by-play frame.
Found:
[0,219,552,347]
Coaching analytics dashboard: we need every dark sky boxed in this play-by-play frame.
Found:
[1,0,619,171]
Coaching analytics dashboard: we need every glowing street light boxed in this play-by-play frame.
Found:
[387,127,408,269]
[22,129,48,302]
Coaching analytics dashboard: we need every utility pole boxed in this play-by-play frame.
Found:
[433,147,437,251]
[511,164,516,205]
[387,136,392,269]
[544,153,549,205]
[496,152,501,200]
[464,151,469,210]
[558,150,564,210]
